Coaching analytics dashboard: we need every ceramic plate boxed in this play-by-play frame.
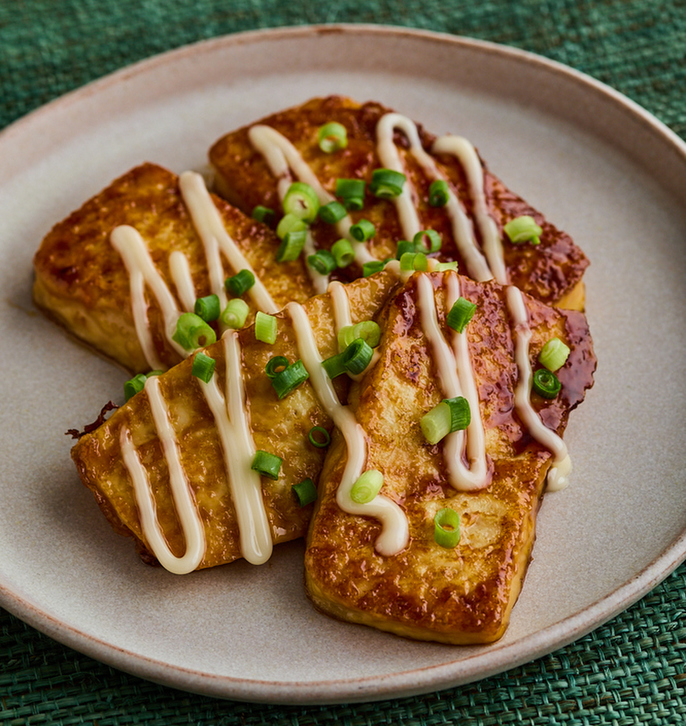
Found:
[1,25,685,705]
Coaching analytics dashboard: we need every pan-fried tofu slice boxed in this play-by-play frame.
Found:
[209,96,588,309]
[304,271,596,643]
[71,271,399,572]
[33,163,316,373]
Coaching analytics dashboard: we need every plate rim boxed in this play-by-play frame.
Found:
[2,22,686,705]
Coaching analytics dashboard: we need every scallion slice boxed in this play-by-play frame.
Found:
[307,249,337,275]
[271,360,309,399]
[336,178,365,210]
[369,168,406,199]
[308,426,331,448]
[276,230,307,262]
[172,312,217,351]
[225,269,255,297]
[421,397,470,444]
[318,122,348,153]
[251,205,275,226]
[396,240,415,259]
[283,181,320,223]
[447,297,477,333]
[220,298,249,329]
[337,325,355,351]
[503,215,543,245]
[124,373,147,402]
[538,337,570,372]
[434,508,460,548]
[251,450,282,480]
[194,294,221,322]
[318,201,347,224]
[331,238,354,268]
[255,311,278,344]
[399,251,428,272]
[362,260,385,277]
[350,218,376,242]
[343,337,374,375]
[350,469,384,504]
[532,368,561,399]
[434,261,458,272]
[276,212,307,240]
[292,478,318,507]
[428,179,450,207]
[265,356,289,379]
[321,351,347,379]
[192,351,216,383]
[413,229,442,253]
[352,320,381,348]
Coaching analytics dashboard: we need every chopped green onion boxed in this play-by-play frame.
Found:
[321,351,347,379]
[292,478,318,507]
[350,469,384,504]
[124,373,147,402]
[434,508,460,548]
[532,368,561,399]
[369,168,406,199]
[336,178,366,210]
[251,450,282,480]
[363,260,386,277]
[337,325,355,351]
[538,337,570,372]
[308,426,331,448]
[504,215,543,245]
[220,298,249,329]
[225,269,255,297]
[307,249,337,275]
[283,181,320,223]
[399,251,428,272]
[318,201,347,224]
[194,294,221,322]
[413,229,442,253]
[447,297,477,333]
[421,397,470,445]
[276,230,307,262]
[342,337,374,375]
[276,212,308,239]
[350,218,376,242]
[318,122,348,153]
[395,240,415,258]
[192,352,216,383]
[172,312,217,351]
[252,205,275,226]
[255,311,278,344]
[271,360,309,399]
[331,238,355,268]
[428,179,450,207]
[265,356,289,378]
[434,261,458,272]
[352,320,381,348]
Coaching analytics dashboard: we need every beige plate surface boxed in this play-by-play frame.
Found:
[1,25,685,705]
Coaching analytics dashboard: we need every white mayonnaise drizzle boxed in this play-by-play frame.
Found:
[168,250,197,313]
[120,376,205,574]
[110,225,186,370]
[198,331,273,564]
[248,125,375,293]
[431,135,508,286]
[179,171,279,315]
[376,113,493,283]
[506,285,572,491]
[416,273,489,490]
[287,301,409,556]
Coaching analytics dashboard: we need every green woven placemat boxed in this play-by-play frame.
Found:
[1,0,685,723]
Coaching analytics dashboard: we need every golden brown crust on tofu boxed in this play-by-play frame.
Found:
[33,163,316,373]
[304,272,596,643]
[209,96,589,309]
[71,271,400,570]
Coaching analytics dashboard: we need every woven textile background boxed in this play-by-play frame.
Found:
[1,0,685,724]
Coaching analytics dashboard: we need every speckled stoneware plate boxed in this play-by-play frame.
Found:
[1,25,685,705]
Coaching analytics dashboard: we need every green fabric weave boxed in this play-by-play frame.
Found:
[1,0,685,723]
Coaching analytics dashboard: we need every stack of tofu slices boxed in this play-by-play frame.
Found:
[33,96,596,644]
